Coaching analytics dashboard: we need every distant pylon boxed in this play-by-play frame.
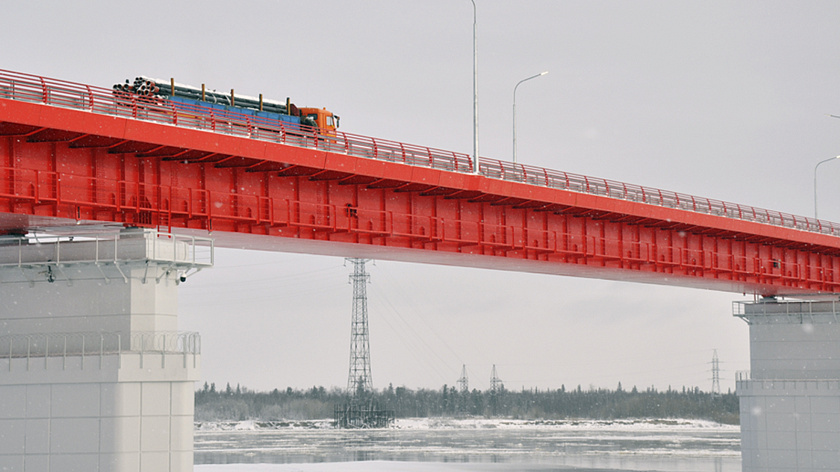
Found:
[346,258,373,396]
[457,364,469,394]
[710,349,721,399]
[490,364,503,393]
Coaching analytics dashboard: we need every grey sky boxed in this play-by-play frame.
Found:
[3,1,840,392]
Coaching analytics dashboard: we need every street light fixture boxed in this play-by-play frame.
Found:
[814,155,840,219]
[513,71,548,164]
[470,0,479,175]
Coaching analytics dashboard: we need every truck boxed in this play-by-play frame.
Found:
[113,76,339,134]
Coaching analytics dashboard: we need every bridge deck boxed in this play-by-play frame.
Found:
[1,69,839,296]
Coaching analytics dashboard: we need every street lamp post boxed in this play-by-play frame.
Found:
[814,155,840,219]
[513,71,548,164]
[470,0,479,174]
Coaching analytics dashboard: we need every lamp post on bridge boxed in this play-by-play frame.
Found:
[470,0,479,175]
[814,155,840,219]
[513,71,548,164]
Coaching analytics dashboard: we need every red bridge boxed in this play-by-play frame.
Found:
[1,69,839,296]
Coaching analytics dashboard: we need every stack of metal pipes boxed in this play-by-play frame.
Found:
[112,77,160,97]
[112,77,291,115]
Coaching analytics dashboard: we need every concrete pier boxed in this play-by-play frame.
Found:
[0,228,212,472]
[735,298,840,471]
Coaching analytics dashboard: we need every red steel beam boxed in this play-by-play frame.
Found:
[1,96,840,296]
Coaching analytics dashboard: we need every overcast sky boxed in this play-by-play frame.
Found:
[4,0,840,393]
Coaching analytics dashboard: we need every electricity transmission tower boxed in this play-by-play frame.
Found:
[346,258,373,396]
[489,364,504,416]
[710,349,721,399]
[457,364,469,393]
[490,364,503,393]
[336,258,394,428]
[456,364,470,416]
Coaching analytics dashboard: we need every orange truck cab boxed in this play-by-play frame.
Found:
[300,107,339,134]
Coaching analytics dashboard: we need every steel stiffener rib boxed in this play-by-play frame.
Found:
[1,97,840,296]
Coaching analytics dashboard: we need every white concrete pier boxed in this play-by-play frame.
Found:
[0,228,212,472]
[735,298,840,471]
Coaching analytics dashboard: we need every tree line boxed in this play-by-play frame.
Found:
[195,382,739,425]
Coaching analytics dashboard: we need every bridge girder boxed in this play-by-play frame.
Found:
[1,98,839,296]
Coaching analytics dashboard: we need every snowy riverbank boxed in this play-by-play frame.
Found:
[195,416,737,432]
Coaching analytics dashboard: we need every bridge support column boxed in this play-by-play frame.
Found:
[735,298,840,471]
[0,228,212,472]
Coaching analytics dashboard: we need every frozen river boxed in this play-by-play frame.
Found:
[194,418,740,472]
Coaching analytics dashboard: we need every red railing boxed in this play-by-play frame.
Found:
[1,68,838,238]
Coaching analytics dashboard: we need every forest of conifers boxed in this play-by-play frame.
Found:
[195,382,740,425]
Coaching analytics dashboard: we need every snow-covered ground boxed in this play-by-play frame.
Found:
[195,417,737,432]
[393,417,735,431]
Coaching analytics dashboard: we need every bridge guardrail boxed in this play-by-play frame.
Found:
[736,371,840,388]
[1,68,838,239]
[0,331,200,370]
[0,228,214,269]
[732,299,840,320]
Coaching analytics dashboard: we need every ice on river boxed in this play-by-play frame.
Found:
[193,417,741,472]
[196,462,563,472]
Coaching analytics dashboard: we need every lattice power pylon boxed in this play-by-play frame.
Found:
[346,258,373,396]
[711,349,721,399]
[488,364,504,416]
[490,364,503,394]
[457,364,469,394]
